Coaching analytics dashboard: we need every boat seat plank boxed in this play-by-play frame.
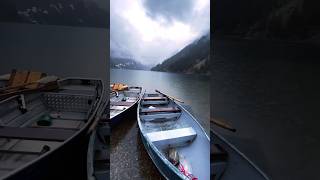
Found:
[145,93,162,97]
[141,100,168,106]
[61,84,97,92]
[0,126,76,142]
[146,127,196,148]
[124,97,138,102]
[7,70,29,87]
[110,101,134,106]
[143,97,167,101]
[0,149,41,155]
[140,107,181,114]
[140,112,180,122]
[110,106,127,111]
[25,71,45,89]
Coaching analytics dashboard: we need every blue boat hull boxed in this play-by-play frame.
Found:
[139,131,183,180]
[138,91,210,179]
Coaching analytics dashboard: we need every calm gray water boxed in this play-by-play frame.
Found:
[212,37,320,180]
[0,23,109,83]
[110,69,210,179]
[111,69,210,129]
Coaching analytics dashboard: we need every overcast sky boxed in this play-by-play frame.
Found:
[110,0,210,65]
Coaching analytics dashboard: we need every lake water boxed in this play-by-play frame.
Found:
[110,69,210,129]
[212,37,320,180]
[110,69,210,179]
[0,23,109,83]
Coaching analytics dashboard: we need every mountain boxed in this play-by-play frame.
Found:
[0,0,108,28]
[110,37,149,70]
[151,33,210,74]
[110,57,148,70]
[215,0,320,41]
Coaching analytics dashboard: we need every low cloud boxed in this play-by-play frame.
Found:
[143,0,194,24]
[111,0,209,65]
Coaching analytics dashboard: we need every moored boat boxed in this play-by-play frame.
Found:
[137,90,210,180]
[0,78,105,180]
[110,84,142,126]
[211,129,269,180]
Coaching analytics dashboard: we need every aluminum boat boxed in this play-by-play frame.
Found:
[137,90,210,180]
[0,78,105,180]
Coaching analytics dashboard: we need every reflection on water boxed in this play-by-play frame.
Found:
[110,69,210,179]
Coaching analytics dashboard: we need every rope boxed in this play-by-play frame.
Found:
[178,164,198,180]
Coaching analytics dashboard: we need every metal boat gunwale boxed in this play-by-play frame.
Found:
[211,129,270,180]
[110,87,142,121]
[137,91,210,180]
[0,94,20,104]
[1,77,105,180]
[138,130,172,180]
[178,103,210,141]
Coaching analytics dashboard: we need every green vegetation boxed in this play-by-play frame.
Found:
[151,33,210,75]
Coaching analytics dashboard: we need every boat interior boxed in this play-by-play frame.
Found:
[139,92,210,180]
[110,86,141,119]
[87,126,110,180]
[87,101,110,180]
[211,131,269,180]
[0,79,102,178]
[211,137,229,179]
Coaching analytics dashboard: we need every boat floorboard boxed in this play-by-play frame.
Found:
[30,119,84,130]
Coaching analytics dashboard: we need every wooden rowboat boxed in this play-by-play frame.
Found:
[0,78,105,180]
[137,90,210,179]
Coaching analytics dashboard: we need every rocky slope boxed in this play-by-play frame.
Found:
[151,33,210,74]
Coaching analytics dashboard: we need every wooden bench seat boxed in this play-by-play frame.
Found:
[0,126,76,142]
[140,107,180,114]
